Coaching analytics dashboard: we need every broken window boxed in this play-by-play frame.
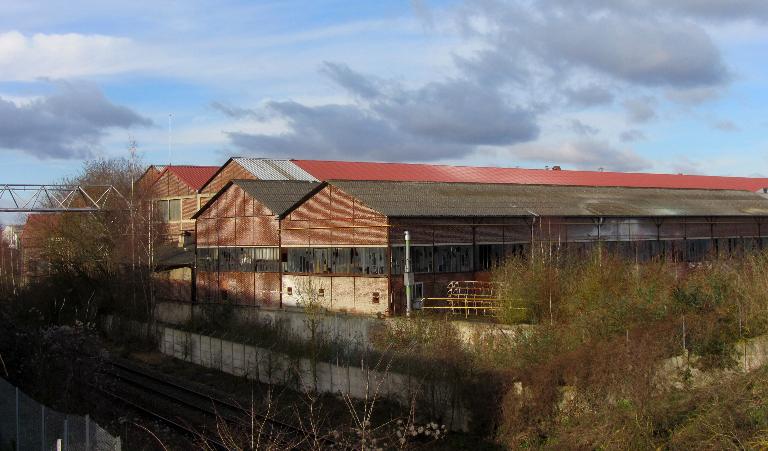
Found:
[477,244,504,271]
[285,248,313,273]
[331,247,352,273]
[254,247,280,272]
[435,245,472,273]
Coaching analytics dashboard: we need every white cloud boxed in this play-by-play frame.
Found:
[0,31,146,81]
[506,139,652,172]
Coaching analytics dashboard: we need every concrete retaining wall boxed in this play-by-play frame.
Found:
[101,316,470,431]
[154,301,527,352]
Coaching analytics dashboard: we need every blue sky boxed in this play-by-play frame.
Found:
[1,0,768,187]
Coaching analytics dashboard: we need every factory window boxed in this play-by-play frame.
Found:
[314,248,331,273]
[156,200,169,223]
[365,248,387,274]
[391,246,433,274]
[238,247,254,272]
[435,245,473,273]
[685,239,713,262]
[254,247,280,272]
[197,247,212,271]
[477,244,504,271]
[331,247,352,273]
[284,247,386,275]
[198,247,279,272]
[352,247,387,275]
[219,247,237,271]
[285,248,314,273]
[155,198,182,222]
[169,199,182,222]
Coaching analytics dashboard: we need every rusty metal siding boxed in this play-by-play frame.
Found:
[195,182,282,307]
[201,161,256,196]
[182,198,197,220]
[151,170,196,198]
[282,185,388,247]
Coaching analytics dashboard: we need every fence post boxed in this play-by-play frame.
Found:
[15,387,19,451]
[85,414,90,451]
[41,405,45,451]
[64,416,68,451]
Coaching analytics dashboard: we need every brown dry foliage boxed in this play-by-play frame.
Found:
[492,246,768,449]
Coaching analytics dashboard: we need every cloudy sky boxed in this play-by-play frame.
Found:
[1,0,768,185]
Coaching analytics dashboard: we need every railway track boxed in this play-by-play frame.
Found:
[99,359,341,449]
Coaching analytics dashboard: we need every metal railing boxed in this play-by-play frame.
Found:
[420,280,525,318]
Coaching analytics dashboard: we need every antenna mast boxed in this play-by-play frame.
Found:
[168,113,173,166]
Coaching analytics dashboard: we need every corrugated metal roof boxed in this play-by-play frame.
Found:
[294,160,768,192]
[233,158,317,181]
[230,179,321,217]
[164,165,220,191]
[330,180,768,217]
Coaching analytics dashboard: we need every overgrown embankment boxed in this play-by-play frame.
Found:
[490,247,768,448]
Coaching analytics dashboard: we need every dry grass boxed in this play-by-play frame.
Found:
[491,246,768,449]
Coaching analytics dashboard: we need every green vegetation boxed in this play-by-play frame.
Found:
[489,246,768,448]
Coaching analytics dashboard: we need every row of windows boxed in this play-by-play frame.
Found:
[156,199,182,223]
[283,247,387,275]
[196,238,768,275]
[197,247,280,272]
[390,245,476,274]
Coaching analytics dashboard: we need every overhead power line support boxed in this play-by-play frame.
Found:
[0,184,126,213]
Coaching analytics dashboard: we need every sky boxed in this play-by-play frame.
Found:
[1,0,768,186]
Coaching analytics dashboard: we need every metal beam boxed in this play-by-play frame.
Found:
[0,184,126,213]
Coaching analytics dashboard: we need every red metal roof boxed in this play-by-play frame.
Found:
[162,165,219,191]
[292,160,768,192]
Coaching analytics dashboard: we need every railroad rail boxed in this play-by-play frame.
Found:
[100,359,340,449]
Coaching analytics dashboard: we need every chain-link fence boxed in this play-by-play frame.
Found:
[0,377,121,451]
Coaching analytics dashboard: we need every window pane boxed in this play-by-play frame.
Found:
[197,248,210,271]
[156,200,169,223]
[391,246,404,274]
[239,247,254,271]
[254,247,280,272]
[477,244,504,271]
[435,245,473,273]
[332,247,351,273]
[412,246,433,273]
[363,248,386,275]
[169,199,182,222]
[314,248,331,273]
[285,248,313,273]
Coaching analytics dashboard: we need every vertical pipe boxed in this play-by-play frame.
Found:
[41,406,45,451]
[63,416,68,451]
[405,231,412,317]
[85,414,90,451]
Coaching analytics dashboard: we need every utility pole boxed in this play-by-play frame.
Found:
[405,231,413,317]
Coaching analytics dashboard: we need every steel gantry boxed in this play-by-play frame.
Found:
[0,184,125,213]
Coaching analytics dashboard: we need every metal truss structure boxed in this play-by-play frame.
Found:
[0,184,126,213]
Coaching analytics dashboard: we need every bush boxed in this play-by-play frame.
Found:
[491,246,768,448]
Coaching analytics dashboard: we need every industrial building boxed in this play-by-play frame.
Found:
[191,178,768,315]
[145,165,220,244]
